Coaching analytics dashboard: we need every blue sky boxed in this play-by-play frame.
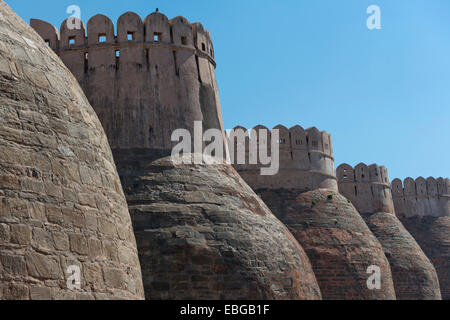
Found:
[9,0,450,180]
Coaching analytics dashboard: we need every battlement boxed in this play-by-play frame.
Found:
[30,11,215,65]
[230,124,338,192]
[391,177,450,218]
[30,11,224,151]
[337,163,394,214]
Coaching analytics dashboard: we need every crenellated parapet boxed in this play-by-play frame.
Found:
[30,11,215,66]
[337,163,394,214]
[391,177,450,218]
[30,11,224,151]
[229,124,337,192]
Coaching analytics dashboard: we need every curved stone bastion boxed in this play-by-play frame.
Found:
[119,155,322,300]
[229,125,395,299]
[256,188,396,300]
[337,164,442,300]
[392,177,450,299]
[30,10,325,300]
[0,1,144,300]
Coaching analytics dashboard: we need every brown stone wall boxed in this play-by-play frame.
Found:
[0,1,144,300]
[338,164,442,299]
[361,212,441,300]
[398,216,450,300]
[115,153,322,300]
[392,177,450,299]
[31,10,324,301]
[256,188,396,300]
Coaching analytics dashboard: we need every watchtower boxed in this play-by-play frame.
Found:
[230,124,338,192]
[30,11,225,154]
[337,163,394,214]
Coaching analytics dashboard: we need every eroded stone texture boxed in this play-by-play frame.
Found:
[391,177,450,300]
[337,164,442,299]
[361,212,441,300]
[399,216,450,300]
[0,1,144,300]
[117,154,322,300]
[257,188,396,300]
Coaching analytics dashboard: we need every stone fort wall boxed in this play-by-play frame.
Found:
[0,1,144,299]
[391,177,450,218]
[30,11,225,152]
[392,177,450,299]
[230,125,337,192]
[337,163,394,214]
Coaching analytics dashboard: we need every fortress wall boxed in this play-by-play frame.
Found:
[169,17,203,140]
[338,166,443,299]
[337,163,394,214]
[85,15,116,148]
[30,11,221,152]
[194,23,212,85]
[391,177,450,218]
[393,177,450,299]
[229,126,249,172]
[29,19,59,50]
[143,12,182,150]
[229,125,338,192]
[391,179,406,217]
[192,22,227,150]
[0,1,146,299]
[144,12,170,42]
[117,11,144,42]
[87,14,115,45]
[114,12,149,149]
[59,18,86,81]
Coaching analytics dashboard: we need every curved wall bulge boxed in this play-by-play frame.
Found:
[391,177,450,299]
[338,164,442,300]
[0,2,144,300]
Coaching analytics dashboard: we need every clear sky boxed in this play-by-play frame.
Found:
[8,0,450,180]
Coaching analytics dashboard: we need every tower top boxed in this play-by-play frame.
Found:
[337,163,394,214]
[30,11,215,64]
[230,124,338,192]
[30,10,225,153]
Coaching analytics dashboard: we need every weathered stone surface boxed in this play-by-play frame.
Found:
[0,2,144,300]
[257,188,396,300]
[361,212,441,300]
[391,177,450,300]
[399,216,450,300]
[29,8,323,300]
[119,154,322,300]
[337,164,442,299]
